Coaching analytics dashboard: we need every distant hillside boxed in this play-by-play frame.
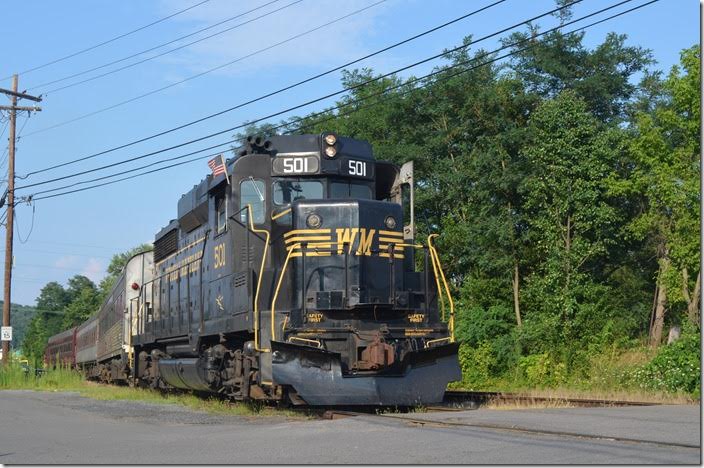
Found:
[0,302,38,350]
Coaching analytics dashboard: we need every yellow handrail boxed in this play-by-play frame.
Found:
[270,242,300,343]
[425,336,451,348]
[247,204,271,353]
[426,235,446,321]
[427,234,455,343]
[271,207,292,221]
[270,235,454,347]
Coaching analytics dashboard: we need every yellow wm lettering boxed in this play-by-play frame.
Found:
[336,228,358,254]
[356,228,375,256]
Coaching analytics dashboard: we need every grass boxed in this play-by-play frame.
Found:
[449,382,697,407]
[503,387,696,405]
[451,343,700,407]
[0,363,303,418]
[483,398,575,410]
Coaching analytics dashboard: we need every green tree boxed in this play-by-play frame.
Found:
[21,313,47,364]
[21,310,63,365]
[25,281,70,362]
[506,27,652,122]
[613,45,701,345]
[61,276,99,329]
[62,289,100,329]
[519,91,624,358]
[66,275,95,302]
[35,281,68,312]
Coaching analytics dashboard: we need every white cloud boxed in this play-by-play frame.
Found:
[54,256,78,269]
[157,0,391,76]
[81,258,104,283]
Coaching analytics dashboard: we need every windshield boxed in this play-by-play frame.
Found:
[273,180,324,205]
[330,181,372,199]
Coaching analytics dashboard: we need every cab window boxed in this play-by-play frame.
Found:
[273,180,323,205]
[240,178,266,224]
[330,181,372,199]
[216,195,227,234]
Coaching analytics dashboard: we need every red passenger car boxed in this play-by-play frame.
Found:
[44,327,77,367]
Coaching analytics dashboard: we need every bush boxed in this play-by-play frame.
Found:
[632,323,701,396]
[517,353,567,387]
[455,305,518,375]
[457,341,495,389]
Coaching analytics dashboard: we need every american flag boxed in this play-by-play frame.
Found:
[208,154,229,182]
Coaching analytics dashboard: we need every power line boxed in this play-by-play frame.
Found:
[23,0,384,138]
[0,115,31,173]
[15,203,35,244]
[31,0,296,92]
[30,141,234,197]
[14,262,104,272]
[22,0,504,177]
[26,0,658,203]
[18,0,570,187]
[0,248,112,259]
[0,0,212,82]
[22,2,509,199]
[0,118,8,141]
[17,239,138,251]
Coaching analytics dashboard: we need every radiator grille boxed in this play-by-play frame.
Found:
[154,229,178,263]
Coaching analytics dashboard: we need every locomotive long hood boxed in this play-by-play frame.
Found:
[271,341,461,406]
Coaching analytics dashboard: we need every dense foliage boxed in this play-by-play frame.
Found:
[252,10,700,394]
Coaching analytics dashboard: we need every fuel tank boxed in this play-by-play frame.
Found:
[157,358,212,391]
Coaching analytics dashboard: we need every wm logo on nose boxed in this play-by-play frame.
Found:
[336,228,375,256]
[284,227,404,258]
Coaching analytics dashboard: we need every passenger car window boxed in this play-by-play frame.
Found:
[240,178,266,224]
[273,180,323,205]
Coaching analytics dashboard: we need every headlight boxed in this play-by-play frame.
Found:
[324,146,337,158]
[306,213,322,228]
[384,216,397,229]
[324,134,337,146]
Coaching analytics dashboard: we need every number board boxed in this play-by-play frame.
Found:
[272,154,320,175]
[342,158,374,179]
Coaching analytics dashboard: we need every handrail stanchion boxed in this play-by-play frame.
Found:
[270,243,301,343]
[427,234,455,343]
[244,204,271,353]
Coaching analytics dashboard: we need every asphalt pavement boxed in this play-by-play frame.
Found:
[0,390,700,464]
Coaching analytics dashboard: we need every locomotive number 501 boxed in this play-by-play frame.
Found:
[348,160,367,177]
[213,244,226,269]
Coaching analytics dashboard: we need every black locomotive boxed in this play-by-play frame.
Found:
[51,133,460,406]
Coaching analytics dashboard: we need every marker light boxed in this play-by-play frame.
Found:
[131,282,140,290]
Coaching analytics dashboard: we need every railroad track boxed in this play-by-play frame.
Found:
[442,390,665,409]
[312,391,666,417]
[319,394,697,451]
[320,410,700,450]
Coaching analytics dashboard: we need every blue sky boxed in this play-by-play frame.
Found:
[0,0,698,305]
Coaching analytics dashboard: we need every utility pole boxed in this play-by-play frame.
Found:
[0,75,41,366]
